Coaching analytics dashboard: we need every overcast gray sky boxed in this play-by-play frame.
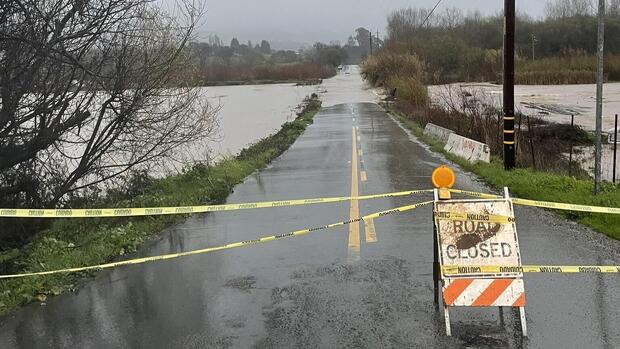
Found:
[199,0,546,49]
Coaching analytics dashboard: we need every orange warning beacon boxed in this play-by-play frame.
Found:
[432,166,456,200]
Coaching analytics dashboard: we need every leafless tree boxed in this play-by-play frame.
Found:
[0,0,217,206]
[440,8,464,29]
[545,0,595,18]
[544,0,620,18]
[387,7,432,42]
[609,0,620,15]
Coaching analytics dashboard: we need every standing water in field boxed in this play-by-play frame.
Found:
[191,66,377,167]
[200,83,316,162]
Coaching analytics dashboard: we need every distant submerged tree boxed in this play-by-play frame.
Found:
[355,27,372,51]
[260,40,272,54]
[209,34,223,47]
[310,43,348,67]
[218,46,234,66]
[230,37,240,51]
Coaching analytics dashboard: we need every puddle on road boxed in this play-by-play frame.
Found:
[255,258,525,348]
[224,275,257,292]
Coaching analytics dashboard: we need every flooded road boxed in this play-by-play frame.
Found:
[188,65,376,164]
[0,68,619,348]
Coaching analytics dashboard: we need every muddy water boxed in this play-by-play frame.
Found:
[46,67,376,183]
[428,82,620,132]
[199,83,317,162]
[319,65,378,107]
[189,65,377,166]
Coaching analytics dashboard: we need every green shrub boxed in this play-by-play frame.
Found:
[516,54,620,84]
[385,76,428,107]
[361,52,425,87]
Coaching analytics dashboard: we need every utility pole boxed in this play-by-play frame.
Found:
[503,0,516,170]
[595,0,605,194]
[369,31,373,56]
[531,34,537,60]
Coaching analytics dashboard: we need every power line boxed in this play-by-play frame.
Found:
[421,0,444,28]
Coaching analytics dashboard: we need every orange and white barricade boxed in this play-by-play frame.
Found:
[431,168,527,337]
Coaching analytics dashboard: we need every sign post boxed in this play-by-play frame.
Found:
[504,0,516,170]
[433,186,527,337]
[431,166,457,310]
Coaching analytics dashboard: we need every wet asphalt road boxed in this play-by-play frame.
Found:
[1,102,620,348]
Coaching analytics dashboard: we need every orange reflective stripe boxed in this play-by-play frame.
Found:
[443,279,474,305]
[512,292,526,307]
[472,279,513,306]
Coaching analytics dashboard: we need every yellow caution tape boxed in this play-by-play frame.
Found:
[5,188,617,219]
[442,265,620,274]
[0,189,434,219]
[448,189,501,199]
[434,211,515,224]
[448,189,620,215]
[512,198,620,215]
[0,201,434,279]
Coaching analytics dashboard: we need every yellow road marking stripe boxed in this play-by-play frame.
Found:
[348,127,361,262]
[365,218,377,243]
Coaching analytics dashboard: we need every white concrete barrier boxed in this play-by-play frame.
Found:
[444,133,491,163]
[607,128,619,144]
[424,123,453,144]
[574,144,619,182]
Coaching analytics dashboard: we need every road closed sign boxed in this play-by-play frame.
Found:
[434,199,523,278]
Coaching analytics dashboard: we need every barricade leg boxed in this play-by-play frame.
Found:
[519,306,528,337]
[443,306,452,336]
[433,229,440,309]
[433,189,440,309]
[499,307,505,327]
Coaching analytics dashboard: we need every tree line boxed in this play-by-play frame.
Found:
[187,28,383,84]
[188,36,349,83]
[383,0,620,84]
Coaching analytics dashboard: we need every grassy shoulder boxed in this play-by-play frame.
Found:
[0,96,322,316]
[384,104,620,240]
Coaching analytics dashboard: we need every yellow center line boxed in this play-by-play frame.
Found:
[365,218,378,243]
[360,171,368,182]
[348,126,361,263]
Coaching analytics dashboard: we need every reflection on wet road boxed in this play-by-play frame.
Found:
[0,72,619,348]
